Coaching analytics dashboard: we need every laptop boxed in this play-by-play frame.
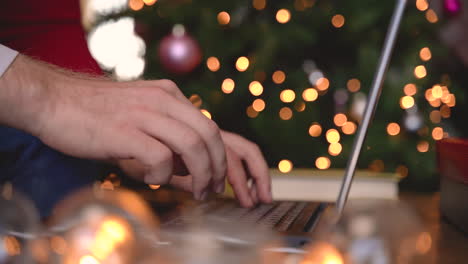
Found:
[149,0,407,248]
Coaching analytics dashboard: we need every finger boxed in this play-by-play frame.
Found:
[222,131,272,203]
[169,175,193,193]
[250,182,259,205]
[226,147,254,208]
[137,110,212,200]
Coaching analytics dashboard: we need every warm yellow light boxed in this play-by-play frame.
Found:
[79,255,100,264]
[101,219,128,243]
[189,94,202,108]
[414,65,427,79]
[221,78,235,94]
[295,101,306,112]
[400,96,415,109]
[316,77,330,91]
[387,123,400,136]
[396,165,409,178]
[328,143,342,156]
[252,99,266,112]
[447,94,456,107]
[129,0,144,11]
[347,78,361,93]
[143,0,157,5]
[416,0,429,11]
[302,88,318,102]
[246,106,259,118]
[217,11,231,25]
[276,9,291,24]
[236,56,250,72]
[333,113,347,127]
[416,232,432,254]
[440,105,451,118]
[201,109,212,119]
[279,107,293,120]
[331,14,345,28]
[50,236,67,255]
[149,184,160,190]
[429,99,441,108]
[426,9,438,23]
[420,47,432,61]
[341,122,357,135]
[369,160,385,172]
[206,57,220,72]
[4,236,20,256]
[431,85,443,99]
[280,89,296,103]
[417,141,430,153]
[316,157,331,170]
[432,127,443,140]
[404,83,417,96]
[249,81,264,96]
[430,110,441,124]
[272,70,286,84]
[326,129,340,143]
[308,123,322,137]
[278,160,293,173]
[253,0,266,10]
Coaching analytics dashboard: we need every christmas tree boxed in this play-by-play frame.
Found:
[83,0,466,191]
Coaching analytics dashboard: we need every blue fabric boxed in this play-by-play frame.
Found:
[0,126,109,218]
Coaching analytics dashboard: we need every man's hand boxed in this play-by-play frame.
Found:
[0,55,228,200]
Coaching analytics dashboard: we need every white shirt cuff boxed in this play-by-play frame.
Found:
[0,44,19,78]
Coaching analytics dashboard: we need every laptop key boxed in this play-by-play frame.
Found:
[275,202,307,232]
[258,202,295,228]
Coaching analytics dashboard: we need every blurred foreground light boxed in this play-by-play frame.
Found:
[252,99,266,112]
[333,113,347,127]
[341,122,357,135]
[253,0,266,10]
[278,160,293,173]
[302,88,318,102]
[249,81,264,96]
[206,57,220,72]
[419,47,432,61]
[272,70,286,84]
[276,9,291,24]
[128,0,144,11]
[280,89,296,103]
[222,78,235,94]
[416,0,429,11]
[328,143,342,156]
[309,123,322,137]
[396,165,409,178]
[326,129,340,143]
[246,106,259,118]
[331,14,345,28]
[432,127,443,140]
[400,96,415,109]
[347,78,361,93]
[279,107,293,120]
[414,65,427,79]
[236,56,250,72]
[387,123,400,136]
[315,157,331,170]
[217,11,231,25]
[417,141,429,153]
[200,109,212,119]
[404,83,417,96]
[425,9,438,23]
[316,77,330,91]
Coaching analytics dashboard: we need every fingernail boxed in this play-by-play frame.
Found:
[215,183,225,194]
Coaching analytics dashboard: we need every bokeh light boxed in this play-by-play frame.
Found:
[252,99,266,112]
[331,14,345,28]
[342,122,357,135]
[246,106,259,118]
[295,101,306,112]
[400,96,415,109]
[302,88,318,102]
[276,9,291,24]
[441,105,451,118]
[396,165,409,178]
[253,0,266,10]
[347,78,361,93]
[426,9,438,23]
[217,11,231,25]
[206,56,220,72]
[328,143,343,156]
[316,157,331,170]
[79,255,99,264]
[430,110,441,123]
[272,70,286,84]
[143,0,157,5]
[249,81,264,96]
[419,47,432,61]
[414,65,427,79]
[404,83,417,96]
[417,141,430,153]
[280,89,296,103]
[189,94,202,108]
[416,0,429,11]
[129,0,144,11]
[200,109,212,119]
[309,123,322,137]
[149,184,160,190]
[431,85,443,99]
[326,129,340,143]
[236,56,250,72]
[333,113,347,127]
[278,160,293,173]
[387,123,400,136]
[279,107,293,120]
[221,78,235,94]
[316,77,330,91]
[432,127,443,140]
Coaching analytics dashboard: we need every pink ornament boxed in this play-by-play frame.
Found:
[444,0,462,18]
[157,25,202,75]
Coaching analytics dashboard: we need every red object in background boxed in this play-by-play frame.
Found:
[0,0,102,75]
[437,138,468,184]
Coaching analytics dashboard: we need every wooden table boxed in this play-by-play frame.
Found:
[400,192,468,263]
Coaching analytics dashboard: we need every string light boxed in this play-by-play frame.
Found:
[387,123,400,136]
[217,11,231,25]
[341,122,357,135]
[429,99,441,108]
[328,143,342,156]
[236,56,250,72]
[400,96,415,109]
[221,78,235,94]
[447,94,456,107]
[129,0,144,11]
[302,88,318,102]
[316,77,330,91]
[252,99,266,112]
[294,101,306,112]
[249,81,264,96]
[189,94,202,108]
[417,141,430,153]
[200,109,212,119]
[326,129,340,143]
[278,160,293,173]
[253,0,266,10]
[309,123,322,137]
[414,65,427,79]
[429,110,441,123]
[280,89,296,103]
[419,47,432,61]
[347,78,361,93]
[404,83,417,96]
[333,113,347,127]
[149,184,160,190]
[272,70,286,84]
[432,127,443,140]
[246,106,259,118]
[331,14,345,28]
[431,85,443,99]
[440,105,451,118]
[396,165,409,178]
[369,160,385,172]
[143,0,157,5]
[279,107,293,120]
[276,9,291,24]
[425,9,438,23]
[416,0,429,11]
[316,157,331,170]
[206,57,220,72]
